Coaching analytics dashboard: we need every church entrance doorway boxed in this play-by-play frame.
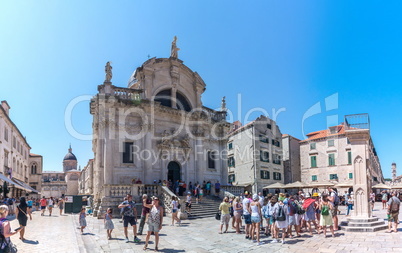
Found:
[168,161,181,184]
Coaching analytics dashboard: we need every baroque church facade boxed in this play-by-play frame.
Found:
[90,38,230,213]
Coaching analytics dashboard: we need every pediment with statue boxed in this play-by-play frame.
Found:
[157,130,191,151]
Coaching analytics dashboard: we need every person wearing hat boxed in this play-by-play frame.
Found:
[272,194,288,244]
[218,196,231,234]
[303,193,319,236]
[318,193,335,238]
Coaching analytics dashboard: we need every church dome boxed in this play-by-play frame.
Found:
[63,145,77,161]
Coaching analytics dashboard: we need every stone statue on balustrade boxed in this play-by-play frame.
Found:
[171,36,180,58]
[105,61,112,82]
[221,96,227,111]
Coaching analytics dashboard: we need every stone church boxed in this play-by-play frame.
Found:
[40,145,81,198]
[90,38,230,213]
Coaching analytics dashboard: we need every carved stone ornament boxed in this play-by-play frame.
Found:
[105,61,112,82]
[170,36,180,58]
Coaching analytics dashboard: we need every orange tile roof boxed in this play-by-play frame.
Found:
[29,153,42,157]
[300,124,345,143]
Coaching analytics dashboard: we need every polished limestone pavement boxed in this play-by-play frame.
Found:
[7,202,402,252]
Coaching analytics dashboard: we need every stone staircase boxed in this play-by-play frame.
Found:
[186,195,222,219]
[340,216,388,232]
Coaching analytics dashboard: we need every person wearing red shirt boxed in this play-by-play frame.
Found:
[40,197,47,216]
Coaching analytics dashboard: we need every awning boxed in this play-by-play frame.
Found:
[0,173,26,191]
[283,181,308,189]
[263,182,285,189]
[372,183,391,189]
[306,181,335,187]
[12,178,40,193]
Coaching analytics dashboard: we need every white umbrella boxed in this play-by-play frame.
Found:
[263,182,285,189]
[283,181,308,189]
[372,183,391,189]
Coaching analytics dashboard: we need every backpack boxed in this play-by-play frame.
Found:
[0,218,17,252]
[321,205,330,216]
[7,199,12,206]
[276,205,286,221]
[391,197,400,213]
[289,201,297,214]
[294,201,305,215]
[333,192,340,206]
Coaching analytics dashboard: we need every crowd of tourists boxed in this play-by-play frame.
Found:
[0,188,400,252]
[216,187,345,245]
[0,195,65,251]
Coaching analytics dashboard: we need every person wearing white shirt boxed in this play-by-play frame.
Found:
[242,192,252,239]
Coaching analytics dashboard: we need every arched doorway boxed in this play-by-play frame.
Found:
[167,161,181,184]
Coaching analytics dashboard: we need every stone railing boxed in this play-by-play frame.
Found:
[161,186,180,213]
[113,87,142,101]
[202,106,226,122]
[137,184,160,197]
[105,184,132,198]
[220,185,245,199]
[103,184,160,200]
[160,186,187,219]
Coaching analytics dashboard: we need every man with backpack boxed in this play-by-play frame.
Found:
[386,191,400,233]
[328,187,340,230]
[118,194,141,243]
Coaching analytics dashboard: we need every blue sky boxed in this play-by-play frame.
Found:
[1,1,401,178]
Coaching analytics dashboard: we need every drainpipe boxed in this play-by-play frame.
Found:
[252,126,257,194]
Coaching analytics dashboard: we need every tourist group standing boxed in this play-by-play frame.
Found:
[215,187,344,245]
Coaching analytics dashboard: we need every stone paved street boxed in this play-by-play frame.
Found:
[9,208,85,253]
[7,202,402,252]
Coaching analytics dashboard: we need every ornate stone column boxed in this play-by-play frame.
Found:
[345,129,371,218]
[143,123,153,184]
[103,119,114,185]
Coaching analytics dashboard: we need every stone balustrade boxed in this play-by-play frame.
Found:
[220,185,245,199]
[202,106,226,122]
[160,186,187,219]
[113,87,142,101]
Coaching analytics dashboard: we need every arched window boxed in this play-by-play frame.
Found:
[31,163,37,174]
[154,89,192,112]
[207,151,217,169]
[154,89,172,107]
[176,92,192,112]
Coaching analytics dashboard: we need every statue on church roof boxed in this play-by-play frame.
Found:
[105,61,112,82]
[170,36,180,59]
[221,96,227,111]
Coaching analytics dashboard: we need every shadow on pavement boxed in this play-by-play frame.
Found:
[110,238,126,241]
[283,239,303,245]
[82,233,95,235]
[158,249,185,252]
[22,239,39,244]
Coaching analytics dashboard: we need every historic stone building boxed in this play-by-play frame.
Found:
[300,118,384,193]
[282,134,301,184]
[227,116,284,194]
[40,146,80,198]
[90,39,230,215]
[29,153,43,195]
[0,100,40,197]
[78,159,93,195]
